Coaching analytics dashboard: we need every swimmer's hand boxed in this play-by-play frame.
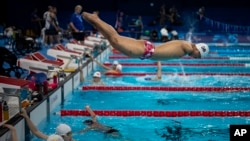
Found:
[85,105,90,109]
[20,108,29,118]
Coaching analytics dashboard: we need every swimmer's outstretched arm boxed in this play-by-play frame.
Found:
[78,126,92,134]
[89,55,111,70]
[20,108,48,140]
[85,105,97,122]
[146,61,162,81]
[78,105,97,134]
[156,61,162,80]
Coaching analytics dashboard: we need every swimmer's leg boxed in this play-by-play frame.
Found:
[82,12,145,58]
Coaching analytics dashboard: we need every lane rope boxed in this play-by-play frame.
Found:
[109,56,230,60]
[104,62,245,67]
[82,86,250,92]
[59,110,250,117]
[230,57,250,60]
[105,72,250,76]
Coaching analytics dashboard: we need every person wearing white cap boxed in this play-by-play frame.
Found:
[47,134,64,141]
[55,123,73,140]
[90,54,123,75]
[92,71,105,85]
[20,108,74,141]
[82,11,209,60]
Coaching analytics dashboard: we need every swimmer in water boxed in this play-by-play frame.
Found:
[145,61,162,81]
[79,105,120,137]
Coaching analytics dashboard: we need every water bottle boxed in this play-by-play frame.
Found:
[3,101,9,120]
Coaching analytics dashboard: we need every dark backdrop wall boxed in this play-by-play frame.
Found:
[1,0,249,31]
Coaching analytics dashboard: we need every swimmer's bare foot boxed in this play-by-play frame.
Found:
[82,12,98,29]
[82,12,98,24]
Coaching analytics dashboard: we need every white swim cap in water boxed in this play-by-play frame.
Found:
[195,43,209,58]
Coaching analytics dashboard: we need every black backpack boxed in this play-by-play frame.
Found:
[0,47,28,78]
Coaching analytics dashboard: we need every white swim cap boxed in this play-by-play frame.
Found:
[116,64,122,71]
[195,43,209,58]
[56,124,71,135]
[93,71,101,78]
[113,60,119,65]
[47,134,64,141]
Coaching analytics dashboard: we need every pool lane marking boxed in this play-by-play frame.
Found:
[59,110,250,117]
[82,86,250,92]
[109,56,230,60]
[105,72,250,76]
[230,57,250,60]
[104,62,246,67]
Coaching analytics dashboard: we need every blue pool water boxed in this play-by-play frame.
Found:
[33,45,250,141]
[59,90,250,111]
[35,114,250,141]
[82,74,250,87]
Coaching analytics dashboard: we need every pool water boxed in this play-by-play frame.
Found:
[33,45,250,141]
[34,111,249,141]
[60,90,250,111]
[82,74,250,87]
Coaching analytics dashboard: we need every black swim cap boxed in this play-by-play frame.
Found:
[83,119,94,125]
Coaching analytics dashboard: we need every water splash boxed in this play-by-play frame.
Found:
[186,31,192,42]
[186,28,194,42]
[179,62,189,82]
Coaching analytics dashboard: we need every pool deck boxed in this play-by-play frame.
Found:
[0,36,111,140]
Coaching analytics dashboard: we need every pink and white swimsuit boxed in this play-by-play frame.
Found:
[139,41,155,60]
